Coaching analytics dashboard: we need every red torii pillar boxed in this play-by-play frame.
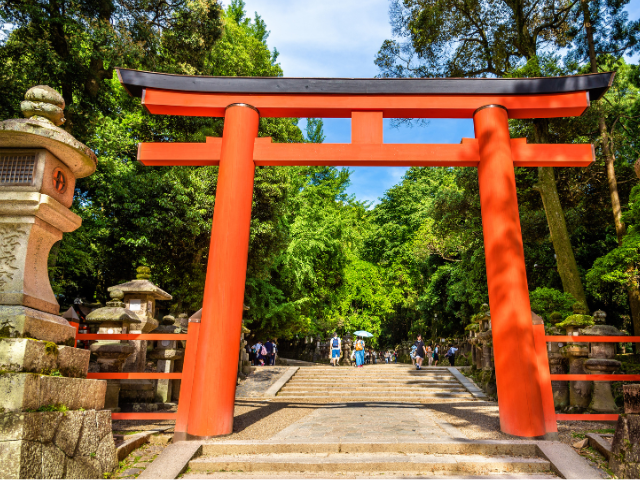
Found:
[118,68,613,439]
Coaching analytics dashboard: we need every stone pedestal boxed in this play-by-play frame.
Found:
[86,289,139,411]
[561,344,591,411]
[547,338,569,409]
[150,341,184,403]
[582,315,622,413]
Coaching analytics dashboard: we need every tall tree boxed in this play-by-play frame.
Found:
[376,0,590,306]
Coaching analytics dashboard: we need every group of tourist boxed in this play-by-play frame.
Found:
[248,339,278,366]
[327,332,458,369]
[410,335,458,369]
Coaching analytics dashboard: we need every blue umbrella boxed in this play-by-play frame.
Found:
[354,330,374,338]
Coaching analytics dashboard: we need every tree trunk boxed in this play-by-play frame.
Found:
[582,0,640,348]
[534,119,588,306]
[582,0,626,243]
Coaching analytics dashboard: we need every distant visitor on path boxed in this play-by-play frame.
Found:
[330,332,342,367]
[355,336,365,367]
[434,344,440,366]
[427,345,433,366]
[414,335,426,370]
[446,345,458,366]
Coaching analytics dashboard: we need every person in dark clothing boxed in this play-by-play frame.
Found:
[270,339,277,365]
[264,340,274,365]
[414,334,426,370]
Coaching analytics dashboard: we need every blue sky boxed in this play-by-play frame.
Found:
[240,0,640,205]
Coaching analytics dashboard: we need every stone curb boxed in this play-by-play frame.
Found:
[116,431,154,461]
[586,433,612,461]
[448,367,488,399]
[138,441,202,479]
[265,367,299,397]
[536,441,602,478]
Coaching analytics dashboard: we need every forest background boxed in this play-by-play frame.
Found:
[1,0,640,348]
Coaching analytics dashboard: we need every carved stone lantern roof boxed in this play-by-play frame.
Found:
[107,279,172,301]
[86,290,142,325]
[0,86,97,178]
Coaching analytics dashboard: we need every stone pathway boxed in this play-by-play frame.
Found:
[270,403,466,443]
[235,366,288,398]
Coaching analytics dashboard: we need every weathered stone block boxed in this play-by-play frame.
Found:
[610,414,640,478]
[75,410,98,457]
[57,346,89,378]
[53,411,83,456]
[0,373,105,412]
[65,455,101,479]
[96,431,118,473]
[624,384,640,414]
[0,412,40,442]
[0,439,43,479]
[42,442,66,478]
[0,305,75,345]
[0,337,56,374]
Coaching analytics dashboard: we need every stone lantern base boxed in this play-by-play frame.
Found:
[0,305,76,346]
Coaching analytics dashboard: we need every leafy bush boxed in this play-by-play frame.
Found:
[529,288,576,322]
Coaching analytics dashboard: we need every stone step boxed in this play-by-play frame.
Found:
[200,441,540,457]
[293,375,455,380]
[288,378,460,388]
[275,392,473,399]
[189,453,551,475]
[280,383,467,393]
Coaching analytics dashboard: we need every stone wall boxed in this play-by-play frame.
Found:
[0,409,118,479]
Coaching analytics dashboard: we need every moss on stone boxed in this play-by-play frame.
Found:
[465,323,480,331]
[556,314,594,328]
[44,341,58,356]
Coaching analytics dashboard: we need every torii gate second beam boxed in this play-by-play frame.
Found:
[117,69,614,440]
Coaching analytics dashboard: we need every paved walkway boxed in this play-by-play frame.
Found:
[270,403,467,443]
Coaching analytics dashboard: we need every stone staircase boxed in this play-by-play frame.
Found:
[187,441,556,477]
[276,364,473,401]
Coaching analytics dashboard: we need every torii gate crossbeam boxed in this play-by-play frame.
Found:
[117,69,614,440]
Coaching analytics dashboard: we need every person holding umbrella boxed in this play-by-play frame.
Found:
[353,330,371,368]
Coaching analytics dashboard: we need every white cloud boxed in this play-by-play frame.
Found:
[239,0,392,77]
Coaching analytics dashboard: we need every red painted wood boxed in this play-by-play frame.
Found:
[533,323,558,434]
[111,413,178,421]
[352,112,383,144]
[87,373,182,379]
[77,334,188,340]
[142,89,590,119]
[550,374,640,381]
[175,322,200,437]
[138,138,593,168]
[475,105,545,438]
[546,336,640,342]
[556,414,619,421]
[187,105,259,438]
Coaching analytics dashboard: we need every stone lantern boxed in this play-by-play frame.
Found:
[558,303,594,411]
[86,289,140,411]
[0,85,96,344]
[546,311,569,408]
[149,315,184,403]
[108,266,172,372]
[581,310,622,413]
[341,333,353,365]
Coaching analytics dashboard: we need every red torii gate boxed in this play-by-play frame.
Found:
[117,69,614,440]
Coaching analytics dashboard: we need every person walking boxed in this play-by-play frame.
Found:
[253,341,263,366]
[433,344,440,367]
[446,345,458,366]
[330,332,342,367]
[427,345,433,367]
[414,334,426,370]
[355,336,365,367]
[264,339,274,365]
[271,339,278,365]
[394,350,398,363]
